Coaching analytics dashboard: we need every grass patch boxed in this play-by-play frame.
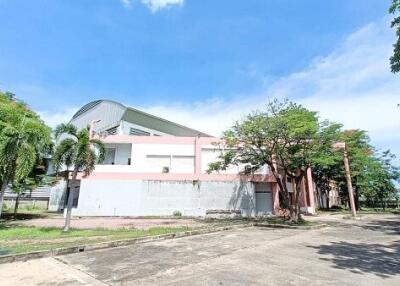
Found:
[356,208,400,214]
[318,207,400,215]
[1,204,53,222]
[0,224,191,255]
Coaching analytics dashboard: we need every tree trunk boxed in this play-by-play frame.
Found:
[269,164,290,215]
[270,165,301,222]
[289,174,305,223]
[0,181,8,218]
[13,194,20,219]
[355,188,360,211]
[63,168,78,231]
[293,180,301,223]
[323,189,330,209]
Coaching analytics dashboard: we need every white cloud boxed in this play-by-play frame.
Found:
[120,0,133,9]
[36,17,399,157]
[141,0,184,13]
[38,107,79,128]
[138,18,400,155]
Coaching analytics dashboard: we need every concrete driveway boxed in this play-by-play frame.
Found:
[0,214,399,286]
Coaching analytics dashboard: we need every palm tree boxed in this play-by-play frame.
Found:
[0,95,52,218]
[53,123,105,231]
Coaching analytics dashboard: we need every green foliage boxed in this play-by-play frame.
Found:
[339,130,398,205]
[173,210,182,217]
[0,225,191,254]
[53,123,106,231]
[0,91,52,212]
[209,99,341,221]
[210,98,399,216]
[390,0,400,73]
[313,129,399,208]
[1,202,10,212]
[53,123,106,176]
[20,203,44,212]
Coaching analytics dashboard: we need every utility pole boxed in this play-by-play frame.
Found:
[343,148,357,217]
[333,142,357,217]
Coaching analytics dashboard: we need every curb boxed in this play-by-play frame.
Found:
[0,224,252,264]
[254,222,327,230]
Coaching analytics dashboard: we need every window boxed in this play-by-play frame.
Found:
[106,126,118,135]
[130,128,150,136]
[102,148,116,165]
[146,155,171,172]
[172,156,194,173]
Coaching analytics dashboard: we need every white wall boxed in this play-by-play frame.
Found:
[201,147,271,175]
[72,179,261,217]
[95,142,270,175]
[131,143,195,173]
[201,148,240,174]
[171,156,194,173]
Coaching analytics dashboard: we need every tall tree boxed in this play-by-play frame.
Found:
[209,100,340,222]
[357,150,399,209]
[390,0,400,73]
[0,92,52,217]
[53,123,105,231]
[313,129,399,210]
[337,130,373,209]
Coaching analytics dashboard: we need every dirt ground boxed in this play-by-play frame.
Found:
[18,215,207,230]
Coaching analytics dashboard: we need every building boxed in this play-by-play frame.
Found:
[49,99,316,217]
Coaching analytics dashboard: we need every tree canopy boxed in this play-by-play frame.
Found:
[312,129,399,209]
[53,123,105,231]
[0,91,52,217]
[209,100,341,221]
[210,99,399,218]
[390,0,400,73]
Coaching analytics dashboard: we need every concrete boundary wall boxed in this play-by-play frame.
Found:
[72,180,273,217]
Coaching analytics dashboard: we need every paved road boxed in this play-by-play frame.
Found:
[0,215,399,285]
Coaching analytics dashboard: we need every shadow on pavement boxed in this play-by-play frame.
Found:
[357,218,400,236]
[310,240,400,278]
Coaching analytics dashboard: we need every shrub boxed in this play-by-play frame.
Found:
[173,210,182,217]
[1,202,10,212]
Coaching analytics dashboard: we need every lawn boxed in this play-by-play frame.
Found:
[0,224,191,255]
[318,207,400,215]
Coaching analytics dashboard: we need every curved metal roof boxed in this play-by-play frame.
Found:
[71,100,126,120]
[71,99,211,137]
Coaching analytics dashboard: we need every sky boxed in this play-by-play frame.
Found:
[0,0,399,158]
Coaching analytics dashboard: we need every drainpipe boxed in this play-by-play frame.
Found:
[194,134,202,179]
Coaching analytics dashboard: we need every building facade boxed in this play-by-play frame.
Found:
[52,100,316,217]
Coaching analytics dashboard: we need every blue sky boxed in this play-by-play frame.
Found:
[0,0,399,157]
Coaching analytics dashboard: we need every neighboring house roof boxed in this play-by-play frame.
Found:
[70,99,211,137]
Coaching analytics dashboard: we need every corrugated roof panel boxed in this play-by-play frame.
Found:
[70,99,211,137]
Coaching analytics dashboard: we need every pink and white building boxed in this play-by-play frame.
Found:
[49,100,316,217]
